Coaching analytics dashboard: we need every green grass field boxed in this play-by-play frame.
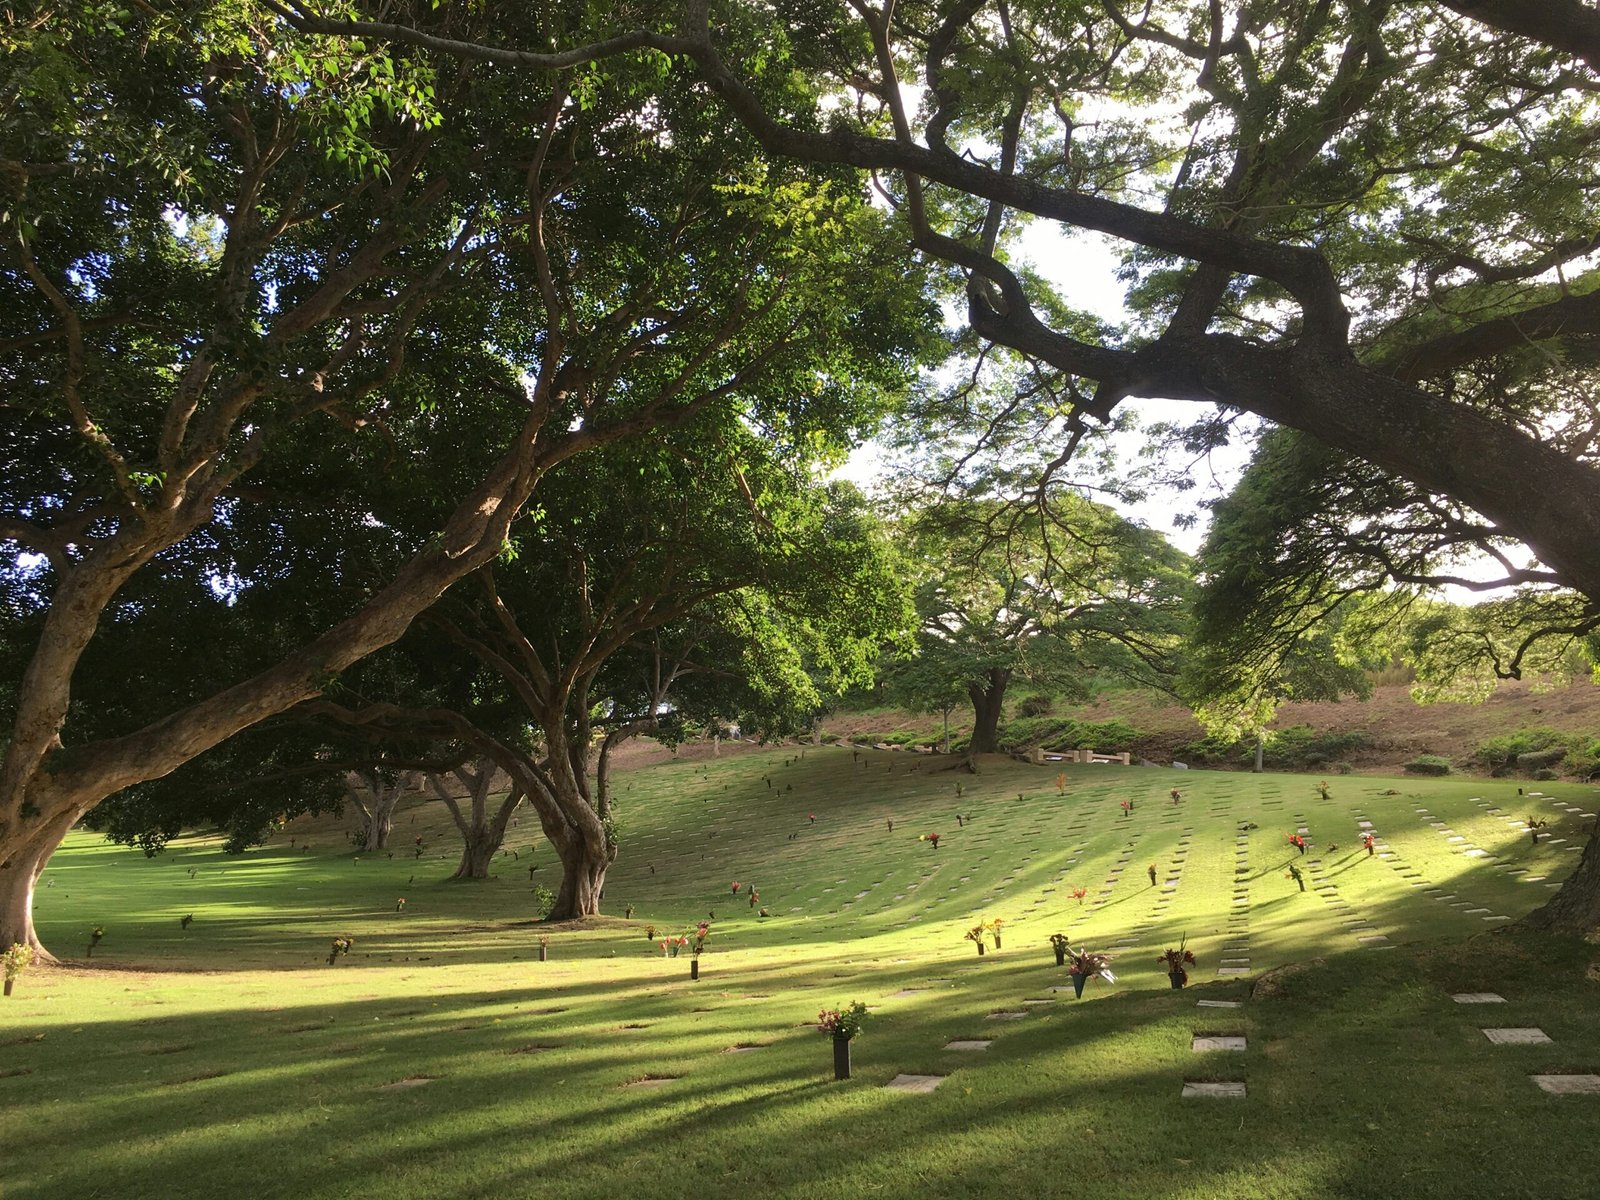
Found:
[5,748,1600,1199]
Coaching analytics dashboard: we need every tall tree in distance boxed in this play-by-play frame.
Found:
[894,493,1190,759]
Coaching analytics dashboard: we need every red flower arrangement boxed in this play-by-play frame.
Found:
[1071,886,1088,904]
[731,881,742,894]
[1157,937,1197,985]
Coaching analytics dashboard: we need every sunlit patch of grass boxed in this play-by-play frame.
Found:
[5,753,1598,1198]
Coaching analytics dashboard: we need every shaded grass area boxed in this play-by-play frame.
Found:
[6,751,1600,1199]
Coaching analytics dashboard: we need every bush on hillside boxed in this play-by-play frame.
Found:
[1178,725,1369,770]
[1015,694,1055,718]
[1264,725,1371,768]
[1475,727,1575,773]
[1404,754,1452,775]
[997,716,1140,754]
[1516,747,1567,771]
[1533,767,1561,781]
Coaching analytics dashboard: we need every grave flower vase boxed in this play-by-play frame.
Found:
[993,934,1003,950]
[538,945,548,963]
[832,1034,852,1081]
[1054,946,1066,967]
[3,979,12,997]
[1070,972,1088,998]
[1169,971,1186,989]
[690,959,700,981]
[976,943,985,956]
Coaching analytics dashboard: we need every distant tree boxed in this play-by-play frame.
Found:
[893,495,1190,758]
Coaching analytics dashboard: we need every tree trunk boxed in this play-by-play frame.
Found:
[1525,827,1600,934]
[453,826,502,880]
[550,833,611,919]
[1253,731,1265,773]
[967,670,1009,755]
[0,812,73,962]
[430,764,521,881]
[347,772,410,852]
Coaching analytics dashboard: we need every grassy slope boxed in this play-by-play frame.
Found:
[5,749,1600,1200]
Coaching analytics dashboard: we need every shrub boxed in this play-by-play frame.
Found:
[1038,718,1140,753]
[1475,727,1572,772]
[531,884,556,919]
[1015,694,1055,718]
[1533,767,1561,781]
[1404,754,1452,775]
[1262,725,1371,768]
[1331,761,1354,775]
[1516,747,1568,770]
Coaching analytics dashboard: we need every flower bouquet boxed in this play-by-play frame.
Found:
[1049,932,1071,966]
[964,923,989,956]
[988,917,1005,949]
[3,942,33,997]
[818,1000,869,1080]
[688,922,710,979]
[1066,946,1115,997]
[327,935,354,966]
[1158,936,1196,988]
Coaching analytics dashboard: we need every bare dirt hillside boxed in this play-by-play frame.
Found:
[597,678,1600,777]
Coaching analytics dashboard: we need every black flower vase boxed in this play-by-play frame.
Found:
[976,942,985,956]
[1071,972,1087,998]
[1169,971,1185,989]
[538,945,548,962]
[1054,946,1066,967]
[833,1034,852,1080]
[993,933,1003,950]
[690,959,700,981]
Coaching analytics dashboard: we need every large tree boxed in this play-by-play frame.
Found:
[281,0,1600,933]
[0,3,935,955]
[396,445,912,919]
[893,494,1189,756]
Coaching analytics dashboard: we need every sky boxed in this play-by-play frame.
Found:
[840,220,1254,557]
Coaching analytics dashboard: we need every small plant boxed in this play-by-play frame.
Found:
[1315,780,1332,800]
[817,1000,870,1040]
[179,913,193,930]
[327,936,354,965]
[1157,936,1197,986]
[645,924,657,940]
[4,942,34,996]
[87,926,105,957]
[530,884,556,919]
[1286,862,1306,891]
[923,831,941,849]
[1527,815,1549,844]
